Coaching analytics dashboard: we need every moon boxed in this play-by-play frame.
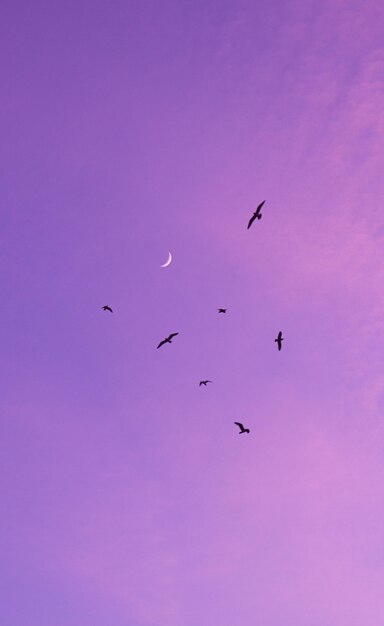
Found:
[161,251,172,268]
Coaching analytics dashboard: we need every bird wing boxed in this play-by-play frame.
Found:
[247,213,256,229]
[157,339,167,349]
[234,421,244,431]
[168,332,179,340]
[256,200,266,213]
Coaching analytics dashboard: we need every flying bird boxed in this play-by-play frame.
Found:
[234,421,250,434]
[275,331,284,351]
[218,308,227,313]
[199,380,212,387]
[102,305,113,313]
[247,200,265,229]
[157,333,179,349]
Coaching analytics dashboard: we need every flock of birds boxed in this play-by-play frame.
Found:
[102,201,284,436]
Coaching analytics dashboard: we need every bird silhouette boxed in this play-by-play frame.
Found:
[157,333,179,349]
[199,380,212,387]
[275,331,284,351]
[247,200,265,229]
[102,305,113,313]
[234,421,250,434]
[218,308,227,313]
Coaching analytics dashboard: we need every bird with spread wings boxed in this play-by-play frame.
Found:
[247,200,265,229]
[157,333,179,349]
[234,421,250,434]
[275,331,284,351]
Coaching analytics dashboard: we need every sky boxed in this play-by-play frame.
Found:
[1,0,384,624]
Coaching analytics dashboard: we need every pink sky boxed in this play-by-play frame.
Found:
[1,0,384,624]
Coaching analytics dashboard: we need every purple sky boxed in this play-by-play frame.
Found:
[1,0,384,624]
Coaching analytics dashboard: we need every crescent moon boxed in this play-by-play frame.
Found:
[161,251,172,268]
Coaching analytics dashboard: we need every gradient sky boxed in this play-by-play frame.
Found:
[1,1,384,624]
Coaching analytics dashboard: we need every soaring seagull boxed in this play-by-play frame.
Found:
[275,331,284,351]
[157,333,179,349]
[234,421,250,434]
[218,308,227,313]
[199,380,212,387]
[102,305,113,313]
[247,200,265,229]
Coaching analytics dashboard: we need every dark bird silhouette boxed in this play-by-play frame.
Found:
[102,305,113,313]
[275,331,284,351]
[247,200,265,229]
[199,380,212,387]
[218,308,227,313]
[234,421,250,434]
[157,332,179,349]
